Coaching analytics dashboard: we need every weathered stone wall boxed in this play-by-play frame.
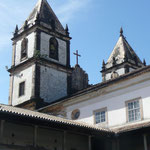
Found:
[71,65,89,93]
[40,32,67,66]
[105,68,125,81]
[40,65,67,103]
[11,65,35,106]
[14,33,35,66]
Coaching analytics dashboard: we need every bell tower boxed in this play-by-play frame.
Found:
[8,0,72,109]
[101,28,145,81]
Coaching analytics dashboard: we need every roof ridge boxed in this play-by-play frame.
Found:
[122,36,143,63]
[107,32,143,65]
[19,0,66,35]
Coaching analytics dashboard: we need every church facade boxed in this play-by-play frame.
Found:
[1,0,150,150]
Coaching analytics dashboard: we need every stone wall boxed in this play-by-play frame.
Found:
[105,68,125,81]
[40,65,67,103]
[71,65,89,93]
[40,32,67,66]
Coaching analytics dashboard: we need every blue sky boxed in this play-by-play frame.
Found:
[0,0,150,104]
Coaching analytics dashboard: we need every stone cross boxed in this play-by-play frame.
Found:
[73,50,81,65]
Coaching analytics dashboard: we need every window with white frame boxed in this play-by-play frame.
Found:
[127,99,141,122]
[94,108,106,124]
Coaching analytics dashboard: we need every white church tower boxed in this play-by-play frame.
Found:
[101,28,146,81]
[8,0,72,109]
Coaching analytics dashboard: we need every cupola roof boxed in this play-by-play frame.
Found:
[107,28,143,65]
[21,0,66,35]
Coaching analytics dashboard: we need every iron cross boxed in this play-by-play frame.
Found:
[73,50,81,65]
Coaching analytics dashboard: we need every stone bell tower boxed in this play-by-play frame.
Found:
[8,0,72,109]
[101,28,145,81]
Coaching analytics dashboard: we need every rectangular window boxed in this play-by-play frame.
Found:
[94,108,107,124]
[127,99,141,122]
[19,81,25,97]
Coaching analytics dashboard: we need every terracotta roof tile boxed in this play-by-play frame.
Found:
[0,104,112,133]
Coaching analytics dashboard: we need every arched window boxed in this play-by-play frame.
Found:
[21,38,28,59]
[49,37,58,60]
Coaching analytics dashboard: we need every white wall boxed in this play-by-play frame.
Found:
[15,33,35,66]
[40,32,67,66]
[105,68,125,80]
[40,65,67,103]
[12,65,34,106]
[66,73,150,128]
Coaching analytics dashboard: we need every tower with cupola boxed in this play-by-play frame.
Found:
[8,0,72,109]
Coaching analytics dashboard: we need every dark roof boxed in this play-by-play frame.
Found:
[1,104,150,136]
[107,30,143,66]
[23,0,66,35]
[114,120,150,134]
[0,104,112,135]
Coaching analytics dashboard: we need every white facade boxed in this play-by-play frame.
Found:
[105,68,125,81]
[40,65,68,103]
[14,33,35,66]
[40,32,67,66]
[11,65,35,106]
[64,71,150,129]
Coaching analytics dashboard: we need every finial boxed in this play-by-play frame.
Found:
[14,25,18,36]
[24,20,28,30]
[65,24,69,32]
[65,24,69,36]
[143,59,146,66]
[120,27,123,36]
[15,25,18,33]
[102,60,105,70]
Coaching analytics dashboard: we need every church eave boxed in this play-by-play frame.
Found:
[113,120,150,134]
[0,104,113,136]
[100,61,142,73]
[8,57,73,74]
[12,24,71,42]
[77,65,150,98]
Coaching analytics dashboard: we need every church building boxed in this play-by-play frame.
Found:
[0,0,150,150]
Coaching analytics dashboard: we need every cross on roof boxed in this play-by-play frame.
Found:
[73,50,81,65]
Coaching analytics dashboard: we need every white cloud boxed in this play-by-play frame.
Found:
[56,0,91,24]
